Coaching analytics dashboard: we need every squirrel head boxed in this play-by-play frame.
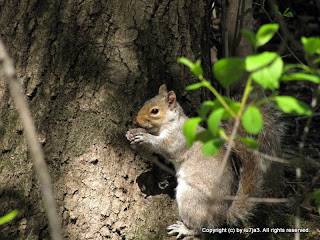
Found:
[136,84,178,134]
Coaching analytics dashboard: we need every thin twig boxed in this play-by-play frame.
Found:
[216,76,253,184]
[295,85,319,240]
[0,38,63,240]
[286,182,307,184]
[216,117,241,185]
[224,196,289,203]
[183,178,289,204]
[262,2,318,239]
[295,113,320,120]
[253,2,305,65]
[252,150,290,164]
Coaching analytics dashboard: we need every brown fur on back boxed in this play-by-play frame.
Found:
[225,106,283,224]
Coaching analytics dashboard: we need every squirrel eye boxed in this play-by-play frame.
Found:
[151,108,159,114]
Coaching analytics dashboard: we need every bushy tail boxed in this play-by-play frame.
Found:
[226,107,283,225]
[226,148,263,224]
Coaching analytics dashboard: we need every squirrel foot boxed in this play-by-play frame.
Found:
[167,221,197,239]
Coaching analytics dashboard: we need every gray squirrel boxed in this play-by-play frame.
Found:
[126,84,282,239]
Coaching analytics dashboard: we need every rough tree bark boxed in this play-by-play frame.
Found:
[221,0,255,95]
[0,0,211,239]
[221,0,253,58]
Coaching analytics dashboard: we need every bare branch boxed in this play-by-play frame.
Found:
[224,196,289,203]
[294,84,319,240]
[0,38,63,240]
[183,177,289,204]
[216,117,241,186]
[252,149,289,164]
[253,2,304,65]
[260,2,320,238]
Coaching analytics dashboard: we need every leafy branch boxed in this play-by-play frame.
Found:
[179,24,316,156]
[178,23,320,213]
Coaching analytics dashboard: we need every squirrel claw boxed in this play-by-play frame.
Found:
[131,134,146,144]
[126,128,148,143]
[167,221,196,239]
[126,129,150,145]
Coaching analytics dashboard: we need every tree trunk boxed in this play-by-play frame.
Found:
[221,0,253,58]
[221,0,254,95]
[0,0,211,239]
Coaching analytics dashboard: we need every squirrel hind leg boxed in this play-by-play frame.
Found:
[167,221,198,239]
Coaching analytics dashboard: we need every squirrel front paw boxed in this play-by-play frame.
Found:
[167,221,197,239]
[126,128,149,145]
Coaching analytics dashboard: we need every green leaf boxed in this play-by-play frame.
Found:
[281,73,320,84]
[202,138,225,156]
[177,57,194,68]
[283,8,294,18]
[242,106,263,134]
[183,117,202,147]
[245,52,277,71]
[312,189,320,200]
[186,82,205,90]
[273,96,312,116]
[190,59,203,77]
[238,137,259,149]
[309,189,320,214]
[242,29,256,49]
[178,58,203,77]
[213,58,246,88]
[246,52,283,90]
[301,37,320,55]
[313,57,320,64]
[207,108,225,137]
[283,12,293,18]
[224,101,241,119]
[0,210,19,225]
[256,24,279,48]
[195,130,214,143]
[198,101,215,120]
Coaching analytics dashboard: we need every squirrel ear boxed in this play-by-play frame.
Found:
[167,91,176,110]
[158,84,167,95]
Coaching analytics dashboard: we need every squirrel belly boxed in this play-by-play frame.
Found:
[175,141,235,232]
[126,84,281,238]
